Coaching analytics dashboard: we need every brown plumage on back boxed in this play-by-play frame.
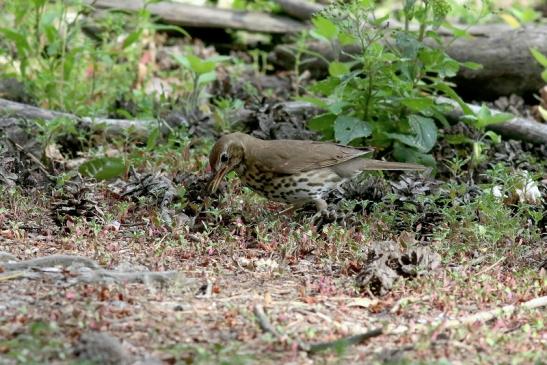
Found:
[208,132,426,216]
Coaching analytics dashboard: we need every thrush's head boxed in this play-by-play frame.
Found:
[208,133,246,193]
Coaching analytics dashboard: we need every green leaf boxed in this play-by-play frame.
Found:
[387,115,437,153]
[123,30,142,49]
[531,48,547,67]
[197,71,217,85]
[79,157,126,180]
[334,115,372,144]
[173,54,216,75]
[393,143,437,169]
[445,134,473,145]
[436,83,473,115]
[483,131,501,144]
[311,16,338,40]
[542,70,547,82]
[146,127,160,150]
[328,61,350,77]
[308,113,336,132]
[461,61,483,71]
[0,28,30,55]
[401,97,434,112]
[310,78,340,96]
[475,104,513,129]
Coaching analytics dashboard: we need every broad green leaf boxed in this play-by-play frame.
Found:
[475,104,513,129]
[308,113,336,132]
[79,157,126,180]
[311,16,338,40]
[334,115,372,144]
[328,61,350,77]
[310,78,340,96]
[123,30,142,49]
[197,71,217,85]
[542,70,547,82]
[387,115,437,153]
[531,48,547,67]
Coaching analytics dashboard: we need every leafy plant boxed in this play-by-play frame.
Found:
[0,0,171,116]
[302,0,486,167]
[172,53,230,120]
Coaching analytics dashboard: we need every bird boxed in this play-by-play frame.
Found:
[208,132,426,218]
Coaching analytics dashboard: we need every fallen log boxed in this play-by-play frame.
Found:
[270,24,547,98]
[0,97,156,138]
[273,0,323,21]
[87,0,305,34]
[439,97,547,145]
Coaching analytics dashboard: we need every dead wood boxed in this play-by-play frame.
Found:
[439,97,547,144]
[253,304,383,353]
[87,0,305,34]
[0,97,156,138]
[270,24,547,98]
[0,253,189,285]
[1,254,101,271]
[273,0,323,20]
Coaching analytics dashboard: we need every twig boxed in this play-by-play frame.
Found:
[389,295,547,334]
[253,304,383,353]
[435,295,547,329]
[474,256,506,277]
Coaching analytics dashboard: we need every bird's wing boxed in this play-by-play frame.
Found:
[249,139,373,174]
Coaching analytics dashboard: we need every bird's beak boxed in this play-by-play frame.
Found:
[208,165,229,193]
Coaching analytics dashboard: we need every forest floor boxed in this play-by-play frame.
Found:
[0,147,545,364]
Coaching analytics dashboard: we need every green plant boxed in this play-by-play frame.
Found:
[172,53,230,120]
[302,0,487,167]
[0,0,175,116]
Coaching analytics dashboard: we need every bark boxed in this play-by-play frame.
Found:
[270,24,547,98]
[0,97,156,138]
[87,0,305,34]
[440,97,547,144]
[273,0,323,21]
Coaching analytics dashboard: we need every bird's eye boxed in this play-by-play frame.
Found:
[220,152,229,163]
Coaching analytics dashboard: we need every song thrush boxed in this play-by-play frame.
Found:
[208,132,426,217]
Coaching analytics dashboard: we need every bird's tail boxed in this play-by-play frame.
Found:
[359,159,427,171]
